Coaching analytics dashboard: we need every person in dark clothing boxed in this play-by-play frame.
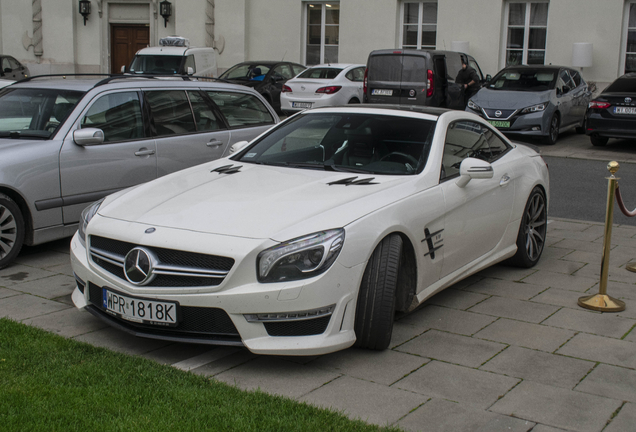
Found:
[455,59,480,107]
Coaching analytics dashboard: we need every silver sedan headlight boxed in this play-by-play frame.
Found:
[520,102,548,114]
[78,198,104,247]
[257,229,345,283]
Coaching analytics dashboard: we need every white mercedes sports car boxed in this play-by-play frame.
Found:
[71,106,549,355]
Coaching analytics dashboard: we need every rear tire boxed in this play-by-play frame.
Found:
[354,234,402,350]
[591,135,609,147]
[505,187,547,268]
[0,193,25,269]
[544,114,560,145]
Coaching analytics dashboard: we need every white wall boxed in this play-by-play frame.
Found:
[216,0,248,71]
[545,0,624,85]
[245,0,303,64]
[437,0,504,77]
[339,0,400,64]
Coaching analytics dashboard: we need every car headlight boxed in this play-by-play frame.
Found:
[78,198,104,247]
[257,229,345,283]
[520,102,548,114]
[467,99,480,111]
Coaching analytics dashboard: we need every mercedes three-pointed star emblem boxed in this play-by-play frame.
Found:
[124,247,156,285]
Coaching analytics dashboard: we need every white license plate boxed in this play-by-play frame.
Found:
[371,89,393,96]
[103,289,178,326]
[292,102,312,109]
[614,107,636,114]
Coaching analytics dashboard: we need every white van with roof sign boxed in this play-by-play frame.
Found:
[123,36,218,77]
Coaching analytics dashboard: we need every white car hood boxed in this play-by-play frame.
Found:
[98,160,416,241]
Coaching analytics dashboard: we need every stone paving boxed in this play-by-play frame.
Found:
[2,216,636,431]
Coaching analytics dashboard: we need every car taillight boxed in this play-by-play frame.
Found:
[589,100,611,109]
[363,68,368,95]
[316,86,342,94]
[282,85,292,93]
[426,69,433,98]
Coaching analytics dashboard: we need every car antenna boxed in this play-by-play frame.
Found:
[281,50,287,61]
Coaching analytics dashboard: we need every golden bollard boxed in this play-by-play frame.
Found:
[578,161,626,312]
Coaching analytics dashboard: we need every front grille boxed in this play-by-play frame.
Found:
[264,315,331,336]
[89,235,235,287]
[87,282,240,339]
[483,108,516,120]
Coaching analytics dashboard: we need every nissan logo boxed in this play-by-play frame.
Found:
[495,110,503,118]
[409,89,416,97]
[124,247,156,285]
[626,97,632,103]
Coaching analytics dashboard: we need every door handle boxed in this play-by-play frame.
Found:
[134,148,155,156]
[207,139,224,148]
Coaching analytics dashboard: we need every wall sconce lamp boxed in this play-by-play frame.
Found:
[160,0,172,28]
[79,0,91,26]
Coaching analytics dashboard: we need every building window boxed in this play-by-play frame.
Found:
[624,2,636,73]
[505,1,549,66]
[400,2,437,50]
[306,2,339,65]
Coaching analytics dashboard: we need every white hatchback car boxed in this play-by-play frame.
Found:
[280,64,366,116]
[71,106,549,356]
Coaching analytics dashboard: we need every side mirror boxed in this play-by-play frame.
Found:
[562,85,571,94]
[121,65,126,73]
[456,157,494,188]
[485,74,492,83]
[187,66,194,75]
[73,128,105,146]
[228,140,249,155]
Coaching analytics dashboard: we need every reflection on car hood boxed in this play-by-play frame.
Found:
[98,160,414,241]
[472,88,553,109]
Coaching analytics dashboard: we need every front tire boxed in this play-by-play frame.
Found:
[354,234,402,350]
[0,193,25,269]
[505,187,547,268]
[544,114,560,145]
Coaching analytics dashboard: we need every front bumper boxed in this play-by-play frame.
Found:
[467,106,550,137]
[70,223,360,356]
[585,111,636,140]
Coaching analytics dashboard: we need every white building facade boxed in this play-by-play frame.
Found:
[0,0,634,86]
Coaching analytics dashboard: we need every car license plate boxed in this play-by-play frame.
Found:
[292,102,312,109]
[488,120,511,128]
[102,288,178,326]
[371,89,393,96]
[614,107,636,115]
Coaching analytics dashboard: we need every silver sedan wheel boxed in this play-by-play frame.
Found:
[0,194,25,269]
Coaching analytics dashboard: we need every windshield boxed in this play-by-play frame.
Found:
[129,55,183,74]
[0,88,85,139]
[220,64,272,81]
[235,112,435,175]
[488,68,557,91]
[298,68,343,79]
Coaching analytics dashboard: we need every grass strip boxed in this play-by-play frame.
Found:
[0,318,399,432]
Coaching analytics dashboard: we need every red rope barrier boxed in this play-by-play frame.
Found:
[616,185,636,217]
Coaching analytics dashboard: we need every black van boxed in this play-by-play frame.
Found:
[365,49,487,109]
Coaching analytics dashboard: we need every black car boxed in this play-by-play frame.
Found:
[585,73,636,146]
[0,55,30,81]
[219,61,306,113]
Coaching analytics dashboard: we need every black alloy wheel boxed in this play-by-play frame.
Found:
[544,114,560,145]
[0,193,25,269]
[505,187,547,268]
